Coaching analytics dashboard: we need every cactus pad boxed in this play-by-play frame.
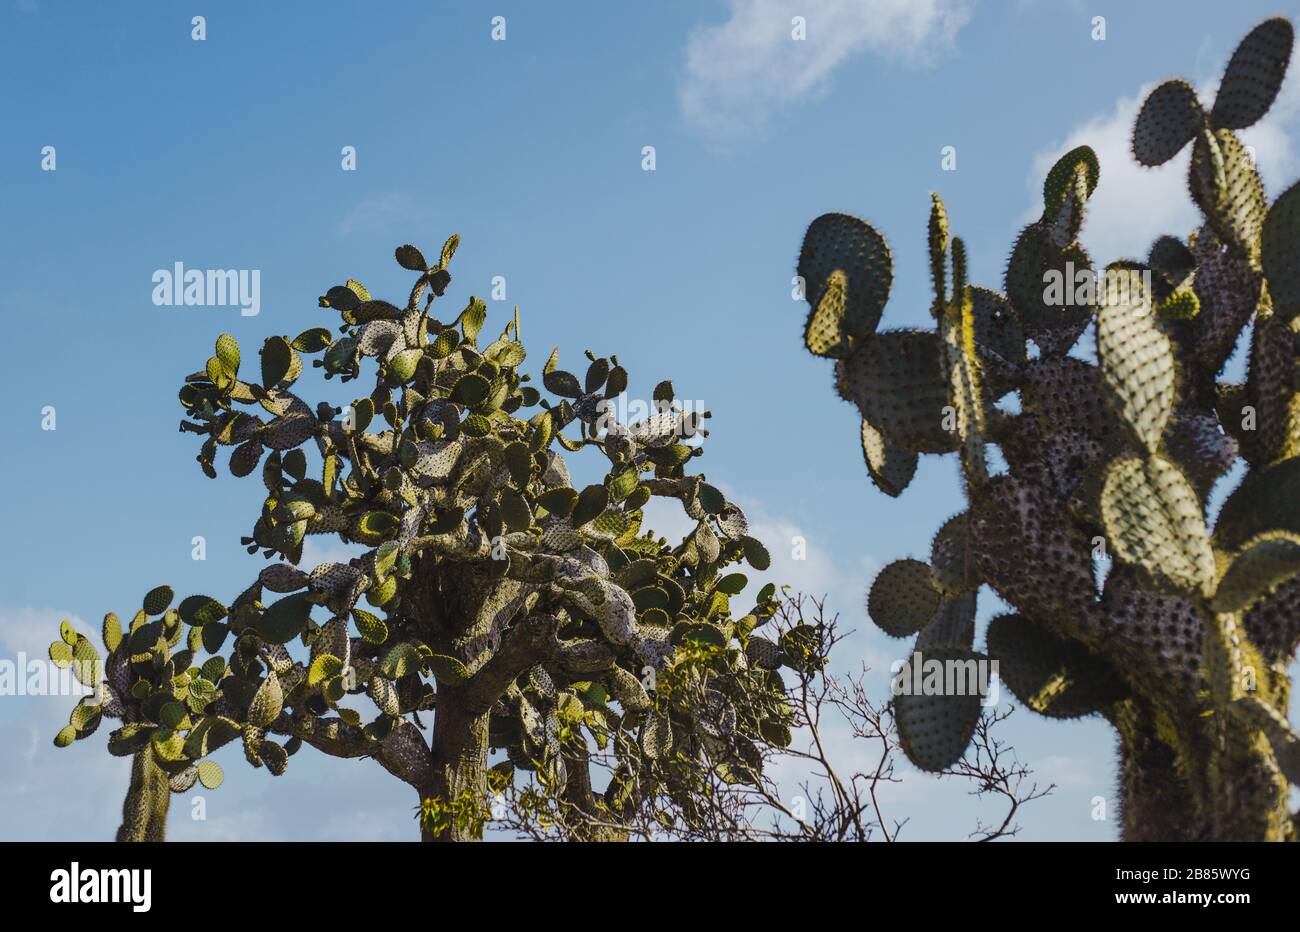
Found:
[1132,79,1202,167]
[839,330,956,453]
[858,418,918,497]
[1210,18,1294,131]
[893,647,985,772]
[986,614,1126,718]
[798,212,893,350]
[1101,454,1215,595]
[867,559,941,637]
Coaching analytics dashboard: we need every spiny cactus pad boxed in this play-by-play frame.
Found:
[986,615,1126,719]
[858,418,918,497]
[893,647,985,772]
[1132,79,1202,167]
[838,330,957,453]
[797,212,893,354]
[1210,18,1294,131]
[867,559,941,638]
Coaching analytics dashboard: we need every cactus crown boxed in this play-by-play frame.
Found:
[798,17,1300,840]
[55,235,813,839]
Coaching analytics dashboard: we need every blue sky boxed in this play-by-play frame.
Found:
[3,0,1298,841]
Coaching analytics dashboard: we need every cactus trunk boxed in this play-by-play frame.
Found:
[116,746,170,842]
[420,699,489,842]
[1119,742,1290,841]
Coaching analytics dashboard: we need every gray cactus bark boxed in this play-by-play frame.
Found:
[116,746,170,842]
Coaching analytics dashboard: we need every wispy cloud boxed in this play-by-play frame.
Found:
[336,193,420,237]
[0,606,85,656]
[679,0,973,140]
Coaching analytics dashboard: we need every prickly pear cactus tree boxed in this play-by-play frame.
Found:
[797,18,1300,841]
[52,235,791,841]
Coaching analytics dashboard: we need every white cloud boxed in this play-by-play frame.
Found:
[679,0,973,139]
[336,193,419,236]
[1031,753,1105,790]
[0,606,86,656]
[1024,64,1300,264]
[300,536,366,569]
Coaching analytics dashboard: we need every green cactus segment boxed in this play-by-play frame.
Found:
[838,330,956,453]
[1132,80,1202,166]
[1096,268,1175,452]
[1149,235,1197,287]
[745,635,783,670]
[967,287,1024,397]
[248,672,284,728]
[72,637,101,687]
[48,640,73,668]
[867,559,941,637]
[1189,128,1267,261]
[1245,310,1294,463]
[196,759,224,790]
[1211,18,1294,131]
[986,614,1126,718]
[859,418,918,498]
[1232,695,1300,786]
[142,585,175,616]
[797,212,893,353]
[177,595,227,627]
[1004,223,1091,354]
[1042,146,1099,247]
[607,665,651,711]
[256,592,313,645]
[971,475,1098,626]
[893,648,985,771]
[1157,289,1200,320]
[1043,146,1100,217]
[1262,181,1300,316]
[1211,532,1300,612]
[369,675,401,716]
[804,269,852,357]
[942,268,989,480]
[916,593,976,650]
[351,608,389,644]
[101,613,122,652]
[215,333,240,377]
[930,513,975,595]
[1102,454,1215,595]
[427,654,470,685]
[260,336,294,389]
[928,193,949,312]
